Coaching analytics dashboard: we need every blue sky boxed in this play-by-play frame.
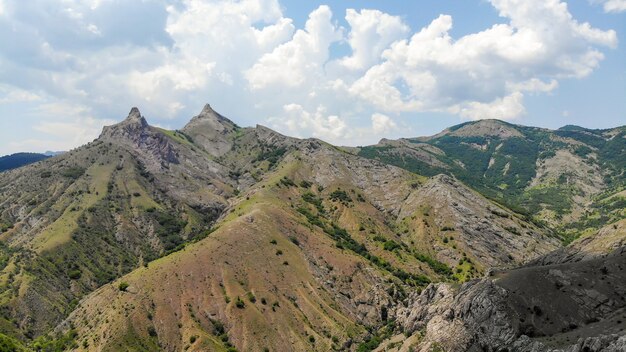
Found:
[0,0,624,155]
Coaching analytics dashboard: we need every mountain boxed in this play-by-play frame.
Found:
[0,153,50,172]
[0,107,623,351]
[356,119,626,241]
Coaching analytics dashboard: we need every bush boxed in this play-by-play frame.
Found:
[118,282,129,291]
[68,270,81,280]
[329,189,351,203]
[235,296,245,309]
[280,176,295,187]
[383,240,401,251]
[60,166,86,179]
[414,253,452,276]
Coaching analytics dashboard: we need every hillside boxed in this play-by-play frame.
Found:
[356,120,626,241]
[0,153,50,172]
[0,107,566,351]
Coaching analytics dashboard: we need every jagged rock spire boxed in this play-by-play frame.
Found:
[181,103,238,157]
[124,107,148,127]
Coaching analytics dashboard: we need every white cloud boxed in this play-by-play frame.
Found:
[269,104,347,143]
[245,5,342,89]
[592,0,626,13]
[337,9,409,71]
[507,78,559,93]
[453,92,526,120]
[0,0,619,151]
[371,113,398,134]
[0,85,41,104]
[342,0,617,120]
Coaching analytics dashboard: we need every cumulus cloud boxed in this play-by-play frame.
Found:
[337,9,409,71]
[268,104,347,143]
[593,0,626,13]
[246,5,342,89]
[344,0,617,120]
[0,0,619,151]
[371,113,398,134]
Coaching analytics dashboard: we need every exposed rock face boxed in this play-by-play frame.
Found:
[393,246,626,352]
[101,107,180,168]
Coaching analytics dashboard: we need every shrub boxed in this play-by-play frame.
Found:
[383,240,401,251]
[235,296,245,309]
[118,282,129,292]
[329,189,351,203]
[68,270,81,280]
[280,176,295,187]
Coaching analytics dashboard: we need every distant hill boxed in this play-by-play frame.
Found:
[0,152,50,172]
[356,120,626,239]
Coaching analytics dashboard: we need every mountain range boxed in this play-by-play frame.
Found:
[0,105,623,351]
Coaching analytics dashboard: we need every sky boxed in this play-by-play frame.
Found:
[0,0,624,155]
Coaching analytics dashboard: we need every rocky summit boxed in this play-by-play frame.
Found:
[0,106,624,351]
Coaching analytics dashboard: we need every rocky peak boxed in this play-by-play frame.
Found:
[100,107,149,140]
[183,104,236,133]
[180,104,238,157]
[124,107,148,127]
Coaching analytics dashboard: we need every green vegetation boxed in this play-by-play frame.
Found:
[60,166,86,179]
[279,176,295,187]
[255,146,287,168]
[0,153,49,172]
[152,211,187,252]
[356,321,396,352]
[0,333,27,351]
[329,189,352,203]
[118,282,129,291]
[298,198,430,287]
[383,240,401,251]
[414,253,453,276]
[357,122,626,235]
[235,296,245,309]
[32,329,79,351]
[301,192,325,214]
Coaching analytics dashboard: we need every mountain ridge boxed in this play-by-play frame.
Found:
[0,105,623,351]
